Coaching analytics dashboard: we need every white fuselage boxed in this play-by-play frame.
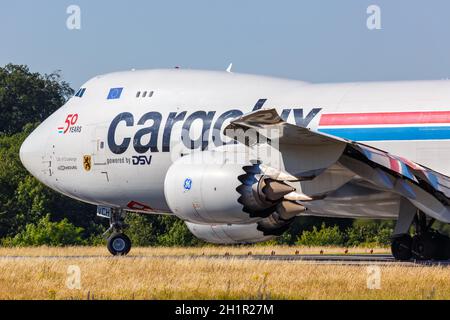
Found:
[19,69,450,217]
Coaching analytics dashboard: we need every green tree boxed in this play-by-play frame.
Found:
[157,216,201,246]
[0,126,37,237]
[345,219,393,246]
[295,223,345,246]
[125,213,157,246]
[0,64,73,134]
[3,214,84,246]
[119,214,202,247]
[268,216,353,245]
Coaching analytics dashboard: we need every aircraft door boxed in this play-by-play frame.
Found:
[91,125,109,182]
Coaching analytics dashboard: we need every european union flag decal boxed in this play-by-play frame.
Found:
[107,87,123,100]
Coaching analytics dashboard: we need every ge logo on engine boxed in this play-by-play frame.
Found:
[183,178,192,191]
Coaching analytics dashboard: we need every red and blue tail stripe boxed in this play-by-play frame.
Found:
[318,111,450,141]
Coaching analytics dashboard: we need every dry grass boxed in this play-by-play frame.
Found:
[0,246,448,300]
[0,245,388,257]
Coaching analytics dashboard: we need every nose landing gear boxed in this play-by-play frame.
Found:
[107,232,131,256]
[102,208,132,256]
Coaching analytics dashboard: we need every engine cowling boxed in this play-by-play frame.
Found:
[165,150,306,238]
[185,221,275,244]
[164,150,273,224]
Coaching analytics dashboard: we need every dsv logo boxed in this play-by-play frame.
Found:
[132,155,152,165]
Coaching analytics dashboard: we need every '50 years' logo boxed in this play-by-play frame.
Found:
[58,114,82,134]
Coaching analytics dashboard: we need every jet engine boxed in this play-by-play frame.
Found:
[164,150,306,235]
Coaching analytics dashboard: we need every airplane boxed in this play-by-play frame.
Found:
[18,68,450,260]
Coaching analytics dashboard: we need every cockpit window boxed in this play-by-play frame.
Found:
[75,88,86,97]
[136,90,154,98]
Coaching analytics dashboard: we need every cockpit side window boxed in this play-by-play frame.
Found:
[75,88,86,97]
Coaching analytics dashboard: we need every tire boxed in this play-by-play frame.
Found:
[107,233,131,256]
[391,234,412,261]
[431,232,450,260]
[411,234,436,260]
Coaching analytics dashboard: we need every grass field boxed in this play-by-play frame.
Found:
[0,246,449,300]
[0,245,388,257]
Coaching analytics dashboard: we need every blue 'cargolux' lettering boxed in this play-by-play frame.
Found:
[106,100,322,155]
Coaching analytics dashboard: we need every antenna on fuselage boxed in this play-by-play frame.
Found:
[226,63,233,73]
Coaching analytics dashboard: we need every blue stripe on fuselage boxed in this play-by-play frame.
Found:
[318,126,450,141]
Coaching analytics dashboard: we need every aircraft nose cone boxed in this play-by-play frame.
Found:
[20,130,43,177]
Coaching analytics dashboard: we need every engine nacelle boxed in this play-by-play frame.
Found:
[185,221,275,244]
[164,150,272,224]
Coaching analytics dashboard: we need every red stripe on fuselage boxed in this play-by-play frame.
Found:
[319,111,450,126]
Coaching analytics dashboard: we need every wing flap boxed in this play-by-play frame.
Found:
[225,108,450,222]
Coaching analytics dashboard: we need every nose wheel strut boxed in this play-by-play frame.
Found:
[103,208,131,256]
